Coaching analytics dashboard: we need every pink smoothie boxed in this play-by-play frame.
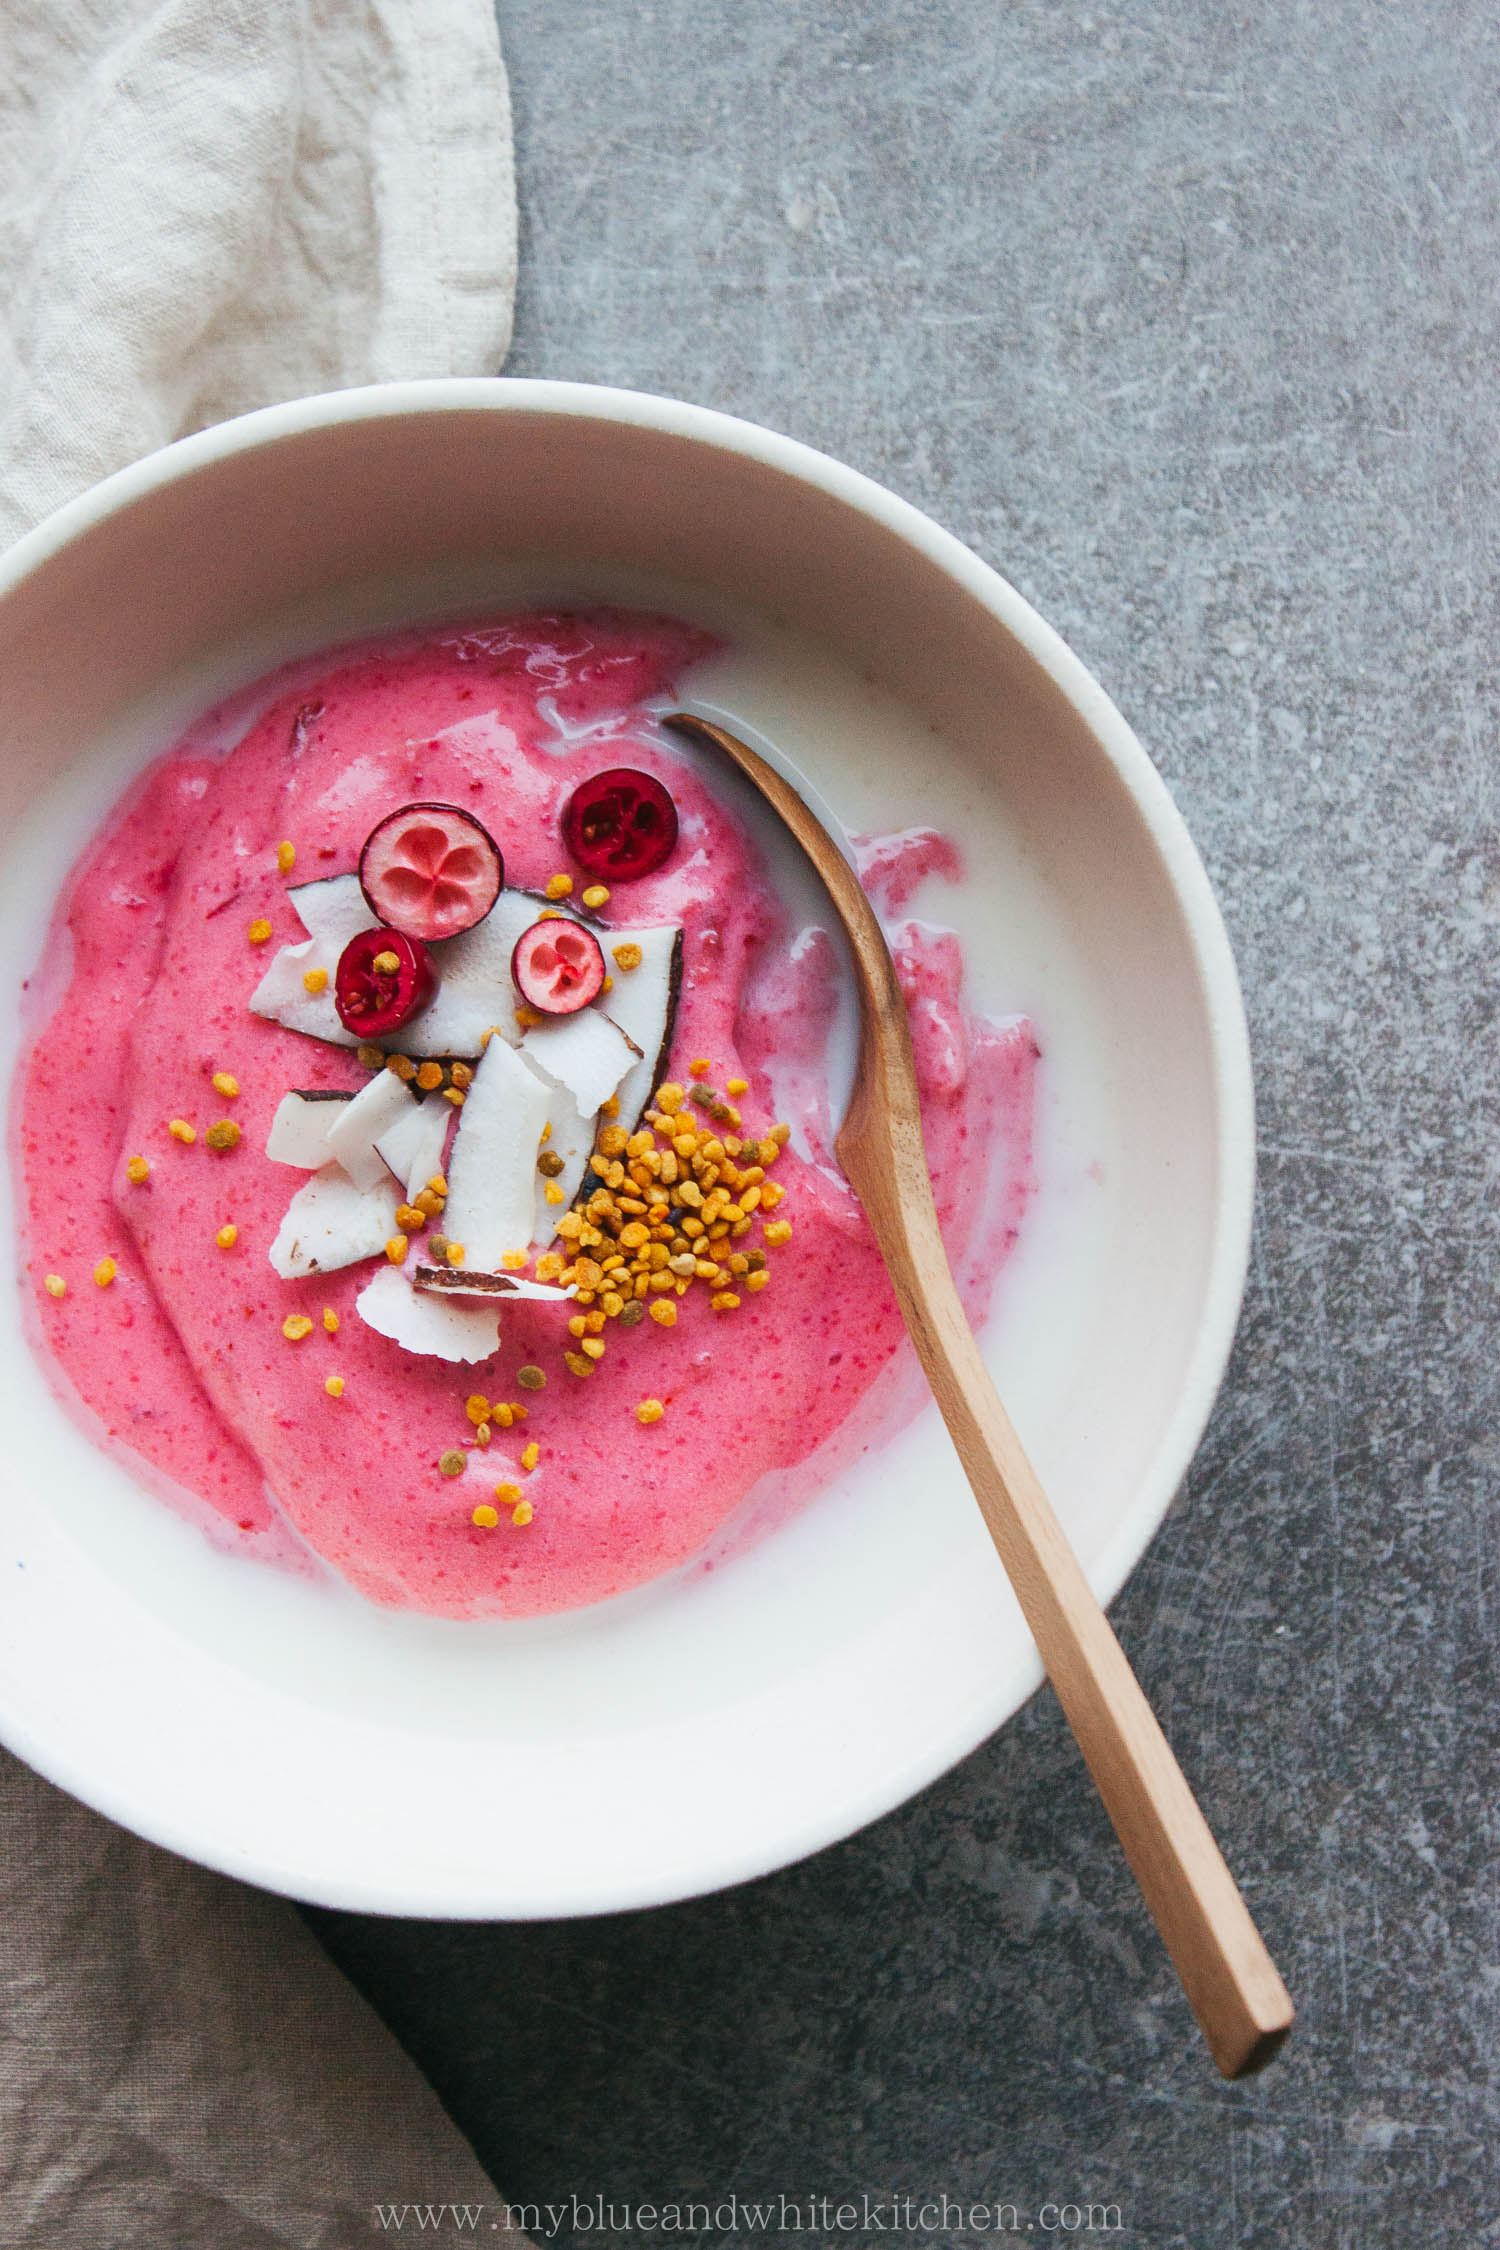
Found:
[14,611,1037,1619]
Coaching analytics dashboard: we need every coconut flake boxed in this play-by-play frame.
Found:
[441,1036,553,1268]
[249,885,585,1059]
[284,873,376,949]
[355,1262,501,1363]
[520,1008,641,1118]
[249,875,381,1046]
[374,1095,451,1199]
[598,924,682,1130]
[411,1265,575,1302]
[531,1080,595,1240]
[249,935,359,1046]
[323,1069,420,1191]
[268,1164,395,1279]
[389,888,543,1057]
[265,1089,351,1168]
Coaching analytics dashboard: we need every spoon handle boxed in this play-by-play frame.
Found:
[662,710,1293,2077]
[843,1122,1293,2079]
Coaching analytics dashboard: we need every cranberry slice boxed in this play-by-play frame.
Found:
[333,928,436,1038]
[512,918,606,1015]
[359,802,504,941]
[561,767,678,880]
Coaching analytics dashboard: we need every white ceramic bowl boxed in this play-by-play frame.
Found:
[0,382,1252,1915]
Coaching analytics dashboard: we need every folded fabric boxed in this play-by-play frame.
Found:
[0,0,517,547]
[0,0,519,2236]
[0,1748,511,2247]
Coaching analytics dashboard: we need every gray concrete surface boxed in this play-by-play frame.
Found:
[304,3,1500,2241]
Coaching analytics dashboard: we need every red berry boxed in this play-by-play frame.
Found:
[561,768,678,880]
[359,802,504,941]
[511,918,606,1015]
[333,928,437,1038]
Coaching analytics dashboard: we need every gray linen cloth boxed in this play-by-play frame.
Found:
[0,1,524,2239]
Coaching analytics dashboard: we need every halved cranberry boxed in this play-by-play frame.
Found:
[512,918,606,1015]
[359,802,504,941]
[333,928,436,1037]
[561,767,678,880]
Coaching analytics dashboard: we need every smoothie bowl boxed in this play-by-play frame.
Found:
[0,383,1252,1914]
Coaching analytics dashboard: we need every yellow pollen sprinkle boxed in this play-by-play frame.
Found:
[248,918,272,945]
[511,1499,534,1526]
[427,1174,448,1196]
[302,966,329,994]
[439,1450,466,1477]
[322,1308,339,1333]
[649,1299,677,1327]
[600,1094,620,1118]
[493,1482,522,1505]
[472,1504,500,1529]
[385,1236,409,1265]
[745,1268,770,1292]
[216,1224,238,1249]
[564,1351,594,1378]
[125,1155,150,1183]
[44,1273,66,1298]
[544,872,573,900]
[211,1071,240,1100]
[276,840,296,873]
[282,1313,314,1341]
[168,1118,196,1144]
[93,1258,117,1288]
[325,1375,344,1398]
[445,1242,465,1266]
[655,1082,685,1113]
[688,1057,711,1078]
[602,975,614,993]
[726,1077,749,1096]
[710,1290,741,1311]
[764,1219,792,1246]
[544,1183,565,1205]
[394,1204,425,1233]
[415,1061,443,1092]
[514,1004,546,1029]
[205,1118,241,1151]
[372,949,401,976]
[581,884,610,909]
[521,1441,540,1471]
[443,1087,466,1107]
[612,941,643,972]
[636,1398,665,1425]
[534,1253,565,1282]
[500,1250,528,1271]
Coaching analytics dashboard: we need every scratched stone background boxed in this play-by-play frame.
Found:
[305,2,1500,2243]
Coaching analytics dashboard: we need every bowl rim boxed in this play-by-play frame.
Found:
[0,378,1254,1909]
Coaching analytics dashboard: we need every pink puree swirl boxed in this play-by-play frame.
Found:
[14,611,1037,1619]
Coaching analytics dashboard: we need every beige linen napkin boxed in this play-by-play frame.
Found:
[0,0,520,2239]
[0,0,516,545]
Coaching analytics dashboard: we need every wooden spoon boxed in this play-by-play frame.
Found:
[664,711,1293,2079]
